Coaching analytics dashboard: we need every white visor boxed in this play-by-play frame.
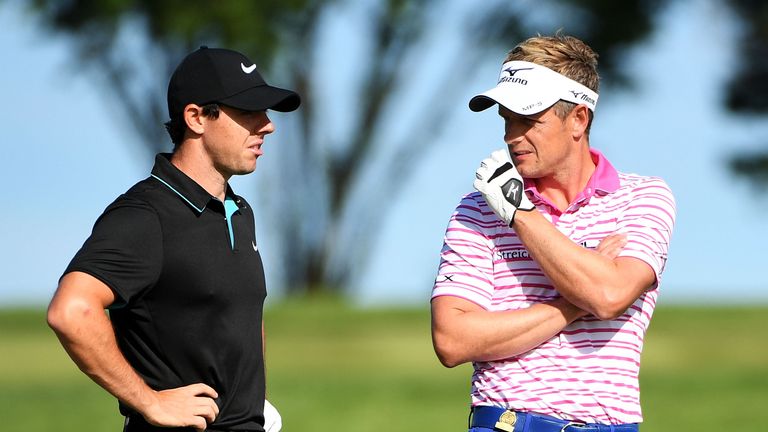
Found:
[469,60,598,114]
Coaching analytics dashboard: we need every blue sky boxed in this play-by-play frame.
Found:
[2,1,767,307]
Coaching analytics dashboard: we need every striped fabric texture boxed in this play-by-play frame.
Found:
[432,149,676,424]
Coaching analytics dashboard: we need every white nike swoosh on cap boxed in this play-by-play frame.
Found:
[252,240,258,252]
[241,63,257,74]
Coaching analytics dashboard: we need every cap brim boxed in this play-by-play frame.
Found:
[218,85,301,112]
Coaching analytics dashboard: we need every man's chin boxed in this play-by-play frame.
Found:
[233,164,257,176]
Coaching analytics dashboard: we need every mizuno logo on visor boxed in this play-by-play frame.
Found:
[503,67,533,77]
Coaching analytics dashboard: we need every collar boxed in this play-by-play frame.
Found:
[150,153,238,213]
[524,148,619,208]
[582,148,620,195]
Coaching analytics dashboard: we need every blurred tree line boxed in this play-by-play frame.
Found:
[21,0,768,295]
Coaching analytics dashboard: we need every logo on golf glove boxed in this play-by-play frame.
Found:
[496,167,525,208]
[474,149,535,226]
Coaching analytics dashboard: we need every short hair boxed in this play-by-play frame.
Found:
[505,34,599,133]
[164,103,222,148]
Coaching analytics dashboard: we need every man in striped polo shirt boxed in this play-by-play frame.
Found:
[431,34,676,432]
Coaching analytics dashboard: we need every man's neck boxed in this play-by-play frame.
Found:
[533,149,596,212]
[170,144,229,201]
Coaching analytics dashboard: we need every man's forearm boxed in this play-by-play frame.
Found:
[431,296,587,367]
[512,210,647,319]
[48,294,157,415]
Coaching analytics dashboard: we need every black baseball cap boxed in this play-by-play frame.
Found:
[167,46,300,118]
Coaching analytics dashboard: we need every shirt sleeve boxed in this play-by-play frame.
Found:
[615,178,677,285]
[431,193,497,309]
[64,196,163,308]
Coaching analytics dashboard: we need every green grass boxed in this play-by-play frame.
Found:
[640,306,768,430]
[1,302,766,431]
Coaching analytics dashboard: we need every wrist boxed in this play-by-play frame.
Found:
[551,297,587,322]
[509,205,535,227]
[131,387,161,417]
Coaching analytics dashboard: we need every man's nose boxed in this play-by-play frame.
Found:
[504,125,525,143]
[256,113,275,134]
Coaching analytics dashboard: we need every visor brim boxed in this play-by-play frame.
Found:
[468,85,559,115]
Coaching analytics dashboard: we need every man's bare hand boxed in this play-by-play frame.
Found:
[595,233,628,260]
[142,383,220,432]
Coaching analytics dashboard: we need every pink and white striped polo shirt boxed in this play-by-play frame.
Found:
[432,149,676,424]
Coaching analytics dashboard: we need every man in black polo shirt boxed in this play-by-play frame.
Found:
[47,47,300,432]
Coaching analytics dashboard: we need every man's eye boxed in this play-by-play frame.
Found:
[506,117,534,127]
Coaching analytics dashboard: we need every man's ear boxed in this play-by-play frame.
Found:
[569,104,590,140]
[183,104,205,135]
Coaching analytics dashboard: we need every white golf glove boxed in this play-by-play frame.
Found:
[473,149,535,226]
[264,399,282,432]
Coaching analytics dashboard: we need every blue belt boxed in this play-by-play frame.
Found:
[470,406,639,432]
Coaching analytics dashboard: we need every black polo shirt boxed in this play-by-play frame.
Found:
[65,153,267,431]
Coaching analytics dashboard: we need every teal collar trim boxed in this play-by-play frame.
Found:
[224,197,239,250]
